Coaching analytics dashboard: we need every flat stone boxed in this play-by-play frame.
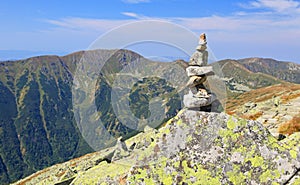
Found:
[186,66,214,77]
[186,76,207,87]
[183,91,216,108]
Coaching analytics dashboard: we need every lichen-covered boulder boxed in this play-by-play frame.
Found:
[77,110,300,184]
[121,110,300,185]
[13,109,300,184]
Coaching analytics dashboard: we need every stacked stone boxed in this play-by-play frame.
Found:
[183,33,216,110]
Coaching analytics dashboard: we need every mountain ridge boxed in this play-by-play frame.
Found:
[237,57,300,84]
[0,49,185,184]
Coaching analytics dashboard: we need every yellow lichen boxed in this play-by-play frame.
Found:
[195,168,221,185]
[290,150,297,159]
[259,169,280,183]
[227,117,236,130]
[272,182,280,185]
[249,156,264,167]
[291,176,300,185]
[218,128,233,137]
[259,170,272,183]
[238,119,247,127]
[227,171,246,185]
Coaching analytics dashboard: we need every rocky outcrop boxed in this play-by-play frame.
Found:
[13,109,300,184]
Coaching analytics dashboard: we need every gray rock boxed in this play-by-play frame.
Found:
[112,137,130,161]
[186,66,214,77]
[189,50,208,66]
[186,76,207,87]
[196,43,207,51]
[183,91,216,108]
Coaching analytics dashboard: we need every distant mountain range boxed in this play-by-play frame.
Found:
[217,58,300,96]
[238,58,300,84]
[0,50,299,184]
[0,50,68,61]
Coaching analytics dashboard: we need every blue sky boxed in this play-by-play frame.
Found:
[1,0,300,62]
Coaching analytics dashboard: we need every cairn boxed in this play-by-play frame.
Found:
[183,33,216,111]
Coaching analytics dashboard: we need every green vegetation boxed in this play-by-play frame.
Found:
[0,50,183,184]
[238,58,300,84]
[217,59,284,96]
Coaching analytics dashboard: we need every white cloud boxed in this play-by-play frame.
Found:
[121,12,148,19]
[242,0,300,13]
[121,0,150,4]
[32,3,300,62]
[174,16,245,31]
[44,8,300,43]
[45,17,131,32]
[176,16,285,32]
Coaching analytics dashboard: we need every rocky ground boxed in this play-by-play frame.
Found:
[226,83,300,137]
[13,109,300,185]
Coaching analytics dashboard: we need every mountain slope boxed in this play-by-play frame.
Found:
[238,58,300,84]
[0,55,93,184]
[216,59,285,96]
[0,49,185,184]
[12,109,300,185]
[226,83,300,137]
